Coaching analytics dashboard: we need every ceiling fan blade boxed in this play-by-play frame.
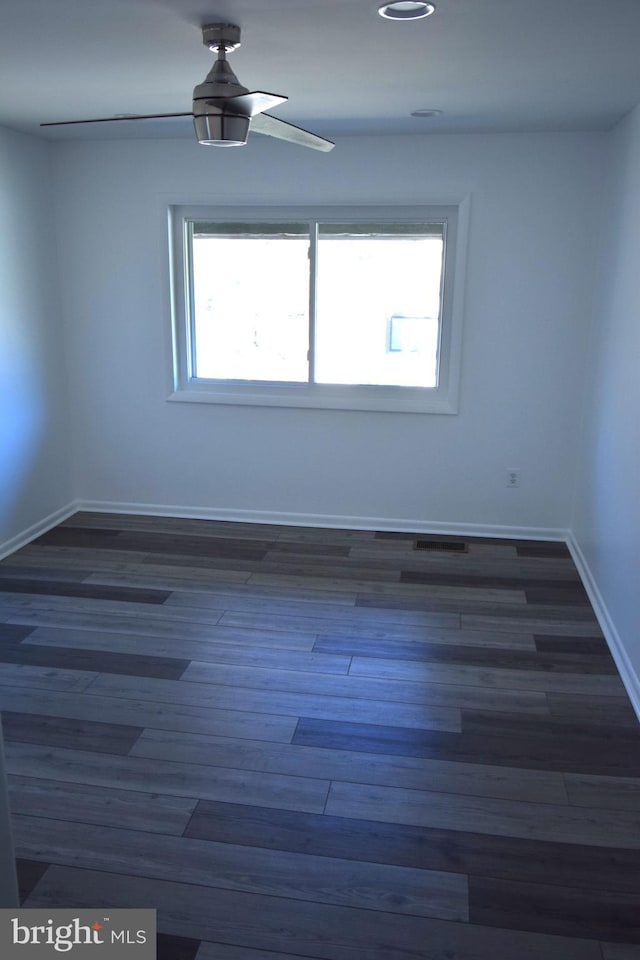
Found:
[204,90,289,117]
[41,113,192,128]
[250,113,335,152]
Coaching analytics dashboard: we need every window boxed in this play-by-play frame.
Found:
[169,204,467,413]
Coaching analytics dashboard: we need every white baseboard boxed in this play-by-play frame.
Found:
[0,502,79,562]
[567,532,640,722]
[76,499,568,542]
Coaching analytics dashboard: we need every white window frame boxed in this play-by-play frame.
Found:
[168,203,468,414]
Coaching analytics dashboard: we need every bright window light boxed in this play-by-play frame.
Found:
[169,204,465,414]
[191,225,309,382]
[315,224,443,387]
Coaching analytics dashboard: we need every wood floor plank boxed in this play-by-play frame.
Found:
[469,875,640,943]
[397,576,528,605]
[184,799,640,893]
[0,576,170,604]
[1,711,143,754]
[0,623,35,642]
[0,662,97,692]
[164,591,535,640]
[138,551,409,582]
[206,608,460,642]
[461,613,603,636]
[248,573,463,610]
[275,526,375,543]
[0,640,189,680]
[0,686,298,742]
[94,578,359,611]
[130,728,568,802]
[457,711,640,775]
[313,625,539,650]
[12,590,536,645]
[4,742,330,813]
[15,858,50,904]
[196,942,314,960]
[462,709,640,743]
[546,693,639,725]
[267,541,353,558]
[165,586,542,643]
[355,548,579,579]
[35,527,273,560]
[13,815,469,922]
[8,775,196,834]
[293,715,639,776]
[1,608,318,650]
[534,634,613,661]
[349,655,627,696]
[34,526,120,545]
[25,627,351,675]
[0,565,93,583]
[315,634,613,672]
[534,633,613,654]
[601,945,640,959]
[564,773,640,811]
[325,780,640,848]
[63,512,284,540]
[9,545,153,567]
[7,548,253,586]
[516,543,572,558]
[178,660,548,716]
[158,933,201,960]
[398,569,582,591]
[524,585,591,606]
[89,672,464,730]
[353,592,599,622]
[0,591,227,624]
[249,557,409,582]
[25,866,604,960]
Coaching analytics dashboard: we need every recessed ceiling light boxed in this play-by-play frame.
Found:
[411,108,443,117]
[378,2,435,20]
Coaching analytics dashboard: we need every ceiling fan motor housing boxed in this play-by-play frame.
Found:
[193,22,251,144]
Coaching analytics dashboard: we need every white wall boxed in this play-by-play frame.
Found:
[52,131,603,533]
[0,126,72,553]
[571,104,640,708]
[0,125,70,907]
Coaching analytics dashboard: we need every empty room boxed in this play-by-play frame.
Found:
[1,0,640,957]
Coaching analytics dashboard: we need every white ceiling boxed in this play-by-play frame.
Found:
[2,0,640,142]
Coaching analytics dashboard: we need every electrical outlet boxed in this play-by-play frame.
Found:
[506,468,521,488]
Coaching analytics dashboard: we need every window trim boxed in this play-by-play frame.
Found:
[168,202,469,414]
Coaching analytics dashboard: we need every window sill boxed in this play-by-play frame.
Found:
[167,381,458,414]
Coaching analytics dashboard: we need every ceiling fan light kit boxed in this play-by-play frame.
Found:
[41,22,334,153]
[193,113,250,146]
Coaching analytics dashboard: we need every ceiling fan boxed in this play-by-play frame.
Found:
[41,22,335,152]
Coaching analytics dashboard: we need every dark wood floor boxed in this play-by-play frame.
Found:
[1,512,639,960]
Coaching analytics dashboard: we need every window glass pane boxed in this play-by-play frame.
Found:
[315,224,444,387]
[191,224,309,382]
